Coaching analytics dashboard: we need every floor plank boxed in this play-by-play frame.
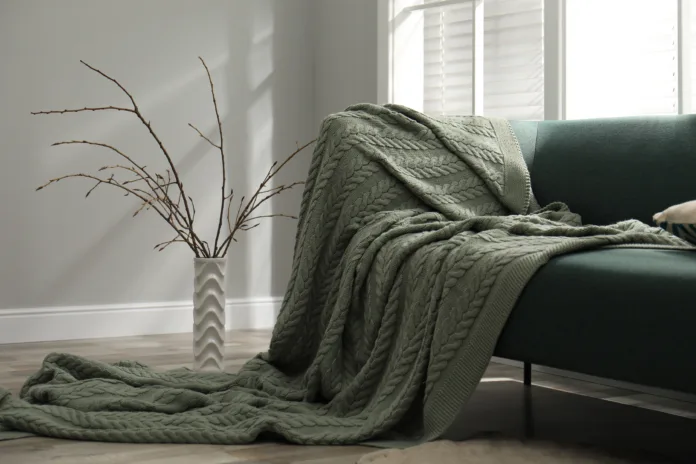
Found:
[1,330,694,463]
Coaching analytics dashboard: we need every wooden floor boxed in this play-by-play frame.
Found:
[1,330,695,463]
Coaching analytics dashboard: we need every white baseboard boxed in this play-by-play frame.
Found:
[0,297,281,344]
[491,357,696,405]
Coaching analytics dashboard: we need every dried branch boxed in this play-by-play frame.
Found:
[99,164,170,187]
[133,199,153,217]
[37,173,198,254]
[216,145,312,257]
[243,214,298,222]
[53,141,145,177]
[94,161,189,235]
[32,106,135,116]
[33,58,315,259]
[161,170,173,213]
[184,195,210,256]
[258,184,301,203]
[195,57,228,258]
[77,60,201,255]
[216,139,315,255]
[259,181,305,196]
[188,123,220,149]
[85,174,114,198]
[189,196,196,221]
[225,189,234,239]
[259,181,304,195]
[269,140,315,179]
[153,237,186,252]
[235,196,246,225]
[53,140,184,223]
[239,223,259,231]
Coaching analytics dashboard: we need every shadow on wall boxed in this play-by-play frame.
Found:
[184,0,314,315]
[268,0,316,318]
[1,0,315,312]
[32,2,259,308]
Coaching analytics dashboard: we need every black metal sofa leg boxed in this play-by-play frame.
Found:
[523,362,532,386]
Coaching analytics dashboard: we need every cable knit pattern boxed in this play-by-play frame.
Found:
[0,104,691,444]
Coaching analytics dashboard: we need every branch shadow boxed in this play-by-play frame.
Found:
[269,0,316,320]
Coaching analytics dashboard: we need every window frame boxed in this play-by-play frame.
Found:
[378,0,694,119]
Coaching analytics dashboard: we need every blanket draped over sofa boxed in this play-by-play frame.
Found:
[0,104,689,444]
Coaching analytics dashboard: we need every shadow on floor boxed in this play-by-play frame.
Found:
[443,380,696,463]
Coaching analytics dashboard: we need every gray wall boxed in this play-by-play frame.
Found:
[0,0,316,310]
[313,0,380,124]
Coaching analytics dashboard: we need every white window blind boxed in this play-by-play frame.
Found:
[424,1,474,115]
[422,0,544,119]
[483,0,544,120]
[565,0,678,119]
[409,0,692,120]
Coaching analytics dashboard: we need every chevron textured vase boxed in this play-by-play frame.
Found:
[193,257,227,372]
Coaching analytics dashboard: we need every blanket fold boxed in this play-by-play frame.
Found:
[0,104,689,444]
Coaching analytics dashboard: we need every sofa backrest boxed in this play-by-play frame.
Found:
[509,116,696,226]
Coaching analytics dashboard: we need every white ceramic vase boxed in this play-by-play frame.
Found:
[193,257,227,372]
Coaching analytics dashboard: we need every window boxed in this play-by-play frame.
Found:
[385,0,695,120]
[422,0,544,119]
[423,1,475,116]
[483,0,544,120]
[565,0,678,119]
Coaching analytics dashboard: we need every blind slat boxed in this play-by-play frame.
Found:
[423,0,544,119]
[566,0,678,119]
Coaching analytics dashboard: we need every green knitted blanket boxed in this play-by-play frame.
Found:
[0,104,688,445]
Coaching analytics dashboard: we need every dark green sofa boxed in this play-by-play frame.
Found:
[495,116,696,395]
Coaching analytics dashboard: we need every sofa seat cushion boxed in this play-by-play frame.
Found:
[494,248,696,395]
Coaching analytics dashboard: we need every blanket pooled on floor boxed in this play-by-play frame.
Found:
[0,104,689,445]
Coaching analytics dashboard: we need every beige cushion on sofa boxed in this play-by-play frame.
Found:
[653,199,696,244]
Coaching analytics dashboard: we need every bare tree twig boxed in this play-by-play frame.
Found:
[94,162,189,233]
[133,198,156,217]
[85,181,101,198]
[217,139,314,256]
[189,196,196,221]
[188,123,220,149]
[259,181,306,195]
[52,140,184,221]
[37,172,198,255]
[32,106,135,115]
[196,57,228,258]
[153,237,186,252]
[219,176,307,256]
[269,139,315,179]
[33,58,315,259]
[235,196,246,225]
[226,189,234,241]
[78,60,201,255]
[243,213,298,222]
[51,140,193,243]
